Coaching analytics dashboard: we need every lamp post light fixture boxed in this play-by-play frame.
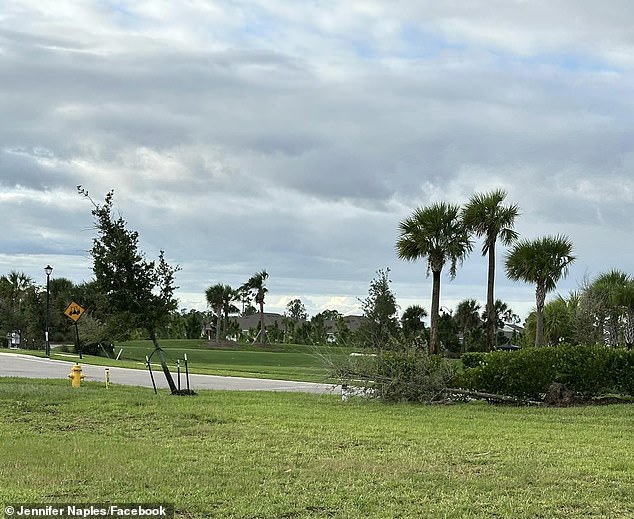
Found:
[44,264,53,357]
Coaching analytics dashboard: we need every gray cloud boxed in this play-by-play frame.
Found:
[2,1,634,318]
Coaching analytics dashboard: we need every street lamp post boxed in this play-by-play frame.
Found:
[44,265,53,357]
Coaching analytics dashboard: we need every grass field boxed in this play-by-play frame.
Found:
[1,378,634,518]
[2,339,346,382]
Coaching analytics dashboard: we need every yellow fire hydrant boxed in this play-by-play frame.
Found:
[68,363,85,388]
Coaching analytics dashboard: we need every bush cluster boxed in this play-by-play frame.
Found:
[457,344,634,399]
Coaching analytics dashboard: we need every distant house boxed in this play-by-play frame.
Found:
[233,312,288,335]
[499,323,524,342]
[341,315,366,333]
[204,312,293,341]
[227,312,368,342]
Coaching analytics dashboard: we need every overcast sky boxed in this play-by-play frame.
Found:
[2,1,634,321]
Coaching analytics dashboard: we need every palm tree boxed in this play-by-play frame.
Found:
[396,202,473,354]
[505,235,575,347]
[221,286,240,339]
[401,304,428,344]
[484,299,521,347]
[454,298,482,350]
[0,271,36,334]
[462,189,519,351]
[590,270,630,347]
[241,270,269,344]
[205,283,227,341]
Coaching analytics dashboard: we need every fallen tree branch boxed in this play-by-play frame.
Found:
[441,388,544,406]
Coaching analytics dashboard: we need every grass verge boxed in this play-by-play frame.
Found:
[1,340,350,382]
[1,378,634,518]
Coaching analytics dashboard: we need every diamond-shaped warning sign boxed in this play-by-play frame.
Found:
[64,301,85,322]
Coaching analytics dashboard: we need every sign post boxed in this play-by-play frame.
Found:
[64,302,86,359]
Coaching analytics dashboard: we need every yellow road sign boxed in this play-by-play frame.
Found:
[64,301,85,322]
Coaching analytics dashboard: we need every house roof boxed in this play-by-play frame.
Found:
[229,313,367,333]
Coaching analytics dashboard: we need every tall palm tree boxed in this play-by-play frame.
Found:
[221,286,240,338]
[505,235,575,347]
[205,283,233,342]
[241,270,269,344]
[396,202,473,354]
[462,189,519,351]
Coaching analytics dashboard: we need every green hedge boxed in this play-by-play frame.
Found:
[460,352,487,369]
[457,345,634,399]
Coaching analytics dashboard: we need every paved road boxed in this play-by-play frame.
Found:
[0,352,341,395]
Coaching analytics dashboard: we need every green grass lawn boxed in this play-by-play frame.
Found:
[1,378,634,518]
[1,340,349,382]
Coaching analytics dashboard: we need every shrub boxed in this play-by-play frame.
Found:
[456,344,634,399]
[81,341,115,357]
[460,352,487,369]
[374,350,456,402]
[333,349,456,403]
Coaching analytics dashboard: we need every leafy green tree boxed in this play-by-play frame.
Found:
[49,277,76,342]
[462,189,519,351]
[309,311,329,345]
[438,309,460,355]
[80,187,180,392]
[570,284,607,346]
[77,314,110,354]
[286,298,308,321]
[396,202,473,354]
[293,320,311,344]
[241,270,269,344]
[358,268,400,349]
[282,300,308,343]
[334,315,352,346]
[237,285,253,316]
[505,235,575,347]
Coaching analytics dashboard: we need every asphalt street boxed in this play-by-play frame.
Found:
[0,352,341,395]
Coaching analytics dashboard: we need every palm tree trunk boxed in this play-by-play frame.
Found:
[223,310,228,340]
[429,270,441,354]
[215,306,221,342]
[535,283,546,347]
[486,244,496,351]
[625,309,634,350]
[259,301,265,345]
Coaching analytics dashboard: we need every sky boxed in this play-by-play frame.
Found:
[1,1,634,322]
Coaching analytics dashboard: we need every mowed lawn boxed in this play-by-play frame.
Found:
[113,339,340,381]
[8,339,344,382]
[1,379,634,518]
[116,340,344,382]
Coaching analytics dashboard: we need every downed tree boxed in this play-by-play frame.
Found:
[440,388,545,406]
